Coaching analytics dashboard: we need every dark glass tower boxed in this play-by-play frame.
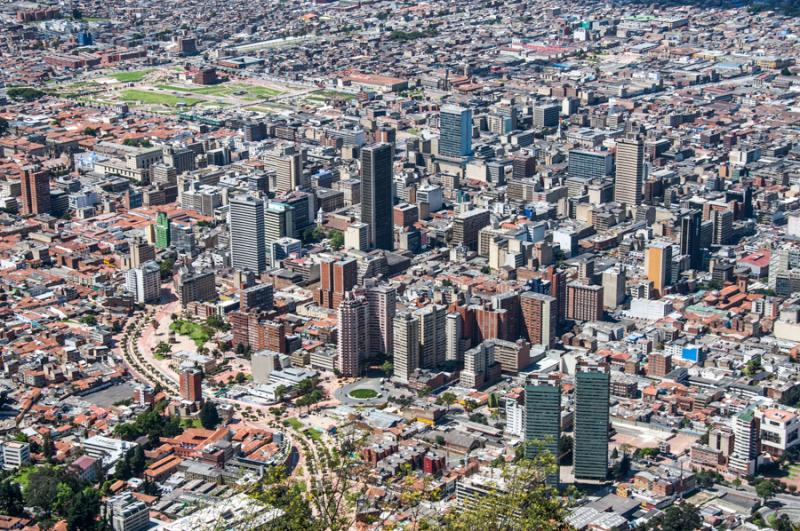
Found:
[524,375,561,485]
[361,143,394,251]
[573,364,610,481]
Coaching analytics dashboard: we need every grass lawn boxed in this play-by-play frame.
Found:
[348,388,379,400]
[181,418,203,429]
[111,70,153,83]
[120,89,201,108]
[285,417,303,430]
[309,89,355,100]
[304,428,322,442]
[788,464,800,479]
[15,466,36,489]
[155,83,282,100]
[169,319,214,348]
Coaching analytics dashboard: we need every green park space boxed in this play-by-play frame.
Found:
[120,89,201,108]
[111,70,154,83]
[155,83,283,100]
[169,319,214,348]
[348,389,379,400]
[285,417,303,430]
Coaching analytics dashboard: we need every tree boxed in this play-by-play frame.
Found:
[42,433,55,462]
[82,127,98,137]
[64,487,101,531]
[611,453,630,480]
[0,479,24,516]
[441,440,567,530]
[469,413,488,425]
[644,503,701,531]
[235,372,246,384]
[248,465,314,529]
[773,514,794,531]
[0,117,8,137]
[7,87,45,102]
[328,230,344,250]
[24,467,81,518]
[159,257,175,281]
[199,401,221,429]
[130,446,146,476]
[440,392,457,412]
[559,435,574,465]
[756,479,777,505]
[79,314,97,326]
[380,361,393,376]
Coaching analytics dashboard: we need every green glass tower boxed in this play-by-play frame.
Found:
[155,212,171,250]
[524,375,561,485]
[573,364,610,481]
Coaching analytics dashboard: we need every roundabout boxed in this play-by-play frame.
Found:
[335,378,388,406]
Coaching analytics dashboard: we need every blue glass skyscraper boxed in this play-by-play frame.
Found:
[439,105,472,158]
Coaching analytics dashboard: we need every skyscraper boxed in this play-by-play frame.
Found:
[393,312,419,383]
[179,366,203,403]
[645,240,672,298]
[416,304,447,369]
[525,375,561,485]
[361,143,394,250]
[20,168,51,215]
[614,131,644,210]
[155,212,171,249]
[265,202,294,266]
[316,257,357,309]
[573,364,610,481]
[602,267,626,309]
[566,282,604,322]
[729,407,759,476]
[336,292,368,377]
[520,292,557,348]
[229,195,266,274]
[365,282,396,356]
[264,150,304,195]
[680,210,702,270]
[439,105,472,158]
[445,312,463,363]
[125,260,161,304]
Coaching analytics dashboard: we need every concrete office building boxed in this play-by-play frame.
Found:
[393,312,419,383]
[336,292,368,377]
[265,150,304,195]
[179,366,203,403]
[568,149,614,180]
[573,364,610,481]
[729,407,759,476]
[345,222,370,252]
[452,208,491,251]
[525,375,561,485]
[107,492,150,531]
[265,202,294,266]
[614,131,644,211]
[439,104,473,157]
[602,267,626,309]
[230,194,266,274]
[533,102,561,128]
[361,143,394,250]
[125,260,161,304]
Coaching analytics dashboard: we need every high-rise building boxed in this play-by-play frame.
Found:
[416,304,447,369]
[445,312,463,362]
[680,210,703,271]
[20,168,51,215]
[602,267,626,309]
[175,268,216,307]
[336,292,368,377]
[452,209,491,251]
[107,492,150,531]
[179,366,203,403]
[229,194,266,274]
[461,341,500,388]
[125,260,161,304]
[712,209,733,246]
[645,240,672,298]
[568,149,614,180]
[520,292,557,348]
[729,407,759,476]
[573,363,610,481]
[361,143,394,250]
[614,131,644,210]
[647,352,672,377]
[566,282,603,322]
[525,375,561,485]
[345,222,370,252]
[393,312,419,383]
[155,212,171,249]
[316,257,357,309]
[128,238,155,268]
[265,202,294,266]
[265,150,304,195]
[365,282,396,356]
[533,102,561,128]
[240,283,274,312]
[439,105,473,157]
